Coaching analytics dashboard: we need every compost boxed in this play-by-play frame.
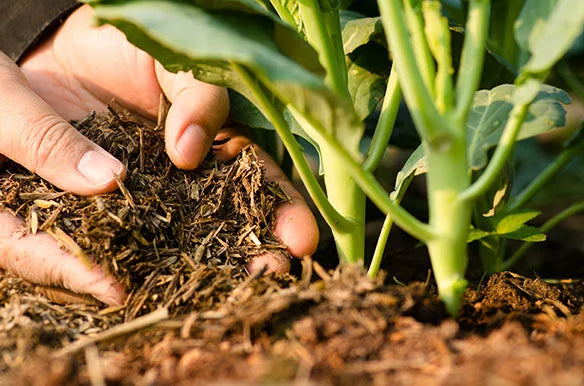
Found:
[1,109,584,386]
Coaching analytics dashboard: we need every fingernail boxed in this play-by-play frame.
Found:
[176,124,209,167]
[77,150,124,187]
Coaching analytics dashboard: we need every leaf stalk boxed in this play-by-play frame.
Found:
[364,66,402,172]
[454,0,491,125]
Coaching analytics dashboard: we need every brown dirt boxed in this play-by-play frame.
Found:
[1,109,584,386]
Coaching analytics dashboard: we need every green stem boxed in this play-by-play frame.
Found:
[422,1,454,113]
[364,66,402,172]
[377,0,446,142]
[320,146,366,264]
[367,214,394,278]
[298,0,351,100]
[425,136,472,316]
[294,2,362,263]
[268,0,298,29]
[404,0,436,94]
[289,106,436,243]
[506,136,584,213]
[323,8,348,85]
[502,199,584,270]
[454,0,491,125]
[367,174,413,278]
[231,62,352,232]
[459,94,532,203]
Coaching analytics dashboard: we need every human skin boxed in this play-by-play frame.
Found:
[0,5,319,305]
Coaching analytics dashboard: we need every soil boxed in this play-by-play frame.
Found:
[1,108,584,386]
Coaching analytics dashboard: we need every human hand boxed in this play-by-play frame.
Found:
[0,6,318,305]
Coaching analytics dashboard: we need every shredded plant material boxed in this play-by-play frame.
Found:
[0,107,291,320]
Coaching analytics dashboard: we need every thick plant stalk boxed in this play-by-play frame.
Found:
[425,138,472,315]
[321,148,367,264]
[297,0,351,101]
[297,0,365,264]
[378,0,491,315]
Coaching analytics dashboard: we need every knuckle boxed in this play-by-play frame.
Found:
[0,53,27,85]
[24,115,77,172]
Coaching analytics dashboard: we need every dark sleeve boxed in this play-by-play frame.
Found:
[0,0,81,63]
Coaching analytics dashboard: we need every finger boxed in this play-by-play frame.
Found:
[0,52,126,195]
[35,285,102,306]
[213,127,320,259]
[0,211,126,305]
[247,251,291,275]
[155,62,229,169]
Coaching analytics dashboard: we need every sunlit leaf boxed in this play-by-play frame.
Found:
[515,0,584,74]
[495,209,540,234]
[466,83,570,170]
[392,145,425,200]
[341,15,384,55]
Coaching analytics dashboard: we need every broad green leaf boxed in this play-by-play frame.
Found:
[347,44,388,121]
[516,0,584,74]
[340,14,389,122]
[514,0,557,52]
[466,83,570,170]
[495,209,541,234]
[341,16,384,55]
[390,82,569,189]
[229,90,273,130]
[89,0,363,150]
[501,226,546,242]
[392,145,425,200]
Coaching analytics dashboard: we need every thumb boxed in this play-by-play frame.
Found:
[155,62,229,169]
[0,52,125,195]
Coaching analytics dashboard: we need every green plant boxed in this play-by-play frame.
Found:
[85,0,584,316]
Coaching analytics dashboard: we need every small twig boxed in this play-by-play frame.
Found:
[113,173,135,209]
[139,128,145,172]
[313,261,331,282]
[55,308,168,358]
[74,110,96,130]
[85,344,106,386]
[300,256,313,288]
[156,93,170,131]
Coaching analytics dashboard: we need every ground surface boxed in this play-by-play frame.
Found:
[1,109,584,386]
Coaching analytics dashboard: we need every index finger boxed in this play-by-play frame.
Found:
[155,62,229,170]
